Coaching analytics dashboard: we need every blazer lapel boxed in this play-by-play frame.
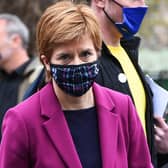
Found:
[93,83,119,168]
[40,83,82,168]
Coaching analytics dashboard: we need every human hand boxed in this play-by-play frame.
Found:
[154,116,168,154]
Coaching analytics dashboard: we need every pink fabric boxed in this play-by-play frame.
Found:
[0,82,153,168]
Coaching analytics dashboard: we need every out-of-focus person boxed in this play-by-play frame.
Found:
[0,13,41,139]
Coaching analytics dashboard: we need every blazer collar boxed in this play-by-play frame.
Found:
[40,82,82,168]
[40,82,119,168]
[93,83,119,167]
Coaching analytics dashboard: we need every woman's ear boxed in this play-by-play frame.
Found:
[41,55,52,81]
[40,55,50,72]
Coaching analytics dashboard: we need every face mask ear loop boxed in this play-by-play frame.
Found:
[111,0,123,8]
[103,0,124,24]
[112,0,124,8]
[103,8,115,24]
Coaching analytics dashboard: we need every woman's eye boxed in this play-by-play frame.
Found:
[81,50,92,58]
[58,54,70,60]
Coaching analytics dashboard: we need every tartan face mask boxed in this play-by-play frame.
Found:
[50,60,99,97]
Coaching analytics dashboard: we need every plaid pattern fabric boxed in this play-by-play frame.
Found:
[50,61,99,96]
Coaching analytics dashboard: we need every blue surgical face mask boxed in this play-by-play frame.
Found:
[50,61,99,97]
[103,0,148,39]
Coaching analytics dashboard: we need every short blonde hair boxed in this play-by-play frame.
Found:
[36,0,102,61]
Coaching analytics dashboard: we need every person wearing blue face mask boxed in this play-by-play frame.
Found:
[87,0,168,167]
[103,0,148,39]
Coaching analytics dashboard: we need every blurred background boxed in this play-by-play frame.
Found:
[139,0,168,89]
[0,0,168,88]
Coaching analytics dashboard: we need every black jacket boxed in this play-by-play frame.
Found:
[95,37,158,167]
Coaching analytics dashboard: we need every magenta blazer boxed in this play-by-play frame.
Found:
[0,82,153,168]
